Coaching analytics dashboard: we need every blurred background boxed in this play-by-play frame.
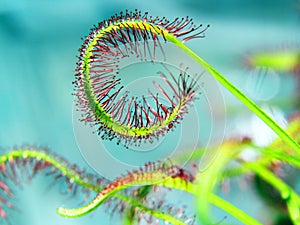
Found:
[0,0,299,224]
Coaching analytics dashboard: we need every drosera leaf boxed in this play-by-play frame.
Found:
[75,9,300,154]
[0,148,196,224]
[0,147,265,224]
[74,9,207,147]
[57,158,262,225]
[0,147,108,222]
[56,162,196,218]
[0,148,107,192]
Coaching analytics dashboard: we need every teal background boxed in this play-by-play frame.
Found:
[0,0,299,224]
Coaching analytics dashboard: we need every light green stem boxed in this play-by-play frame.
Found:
[210,195,263,225]
[168,38,300,154]
[246,164,300,224]
[247,164,291,199]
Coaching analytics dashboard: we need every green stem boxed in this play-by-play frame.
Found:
[246,164,300,224]
[209,195,263,225]
[246,164,294,202]
[166,35,300,154]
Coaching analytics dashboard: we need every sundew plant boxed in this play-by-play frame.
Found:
[1,8,300,225]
